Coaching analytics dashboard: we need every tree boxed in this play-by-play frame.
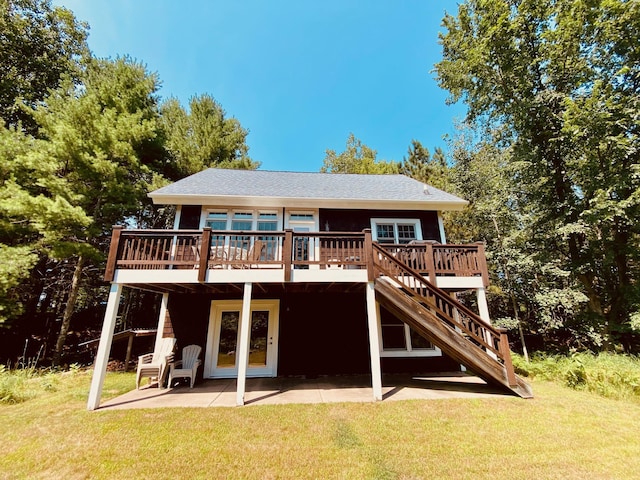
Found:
[159,94,258,179]
[399,140,449,190]
[21,57,163,364]
[321,133,398,174]
[0,0,89,134]
[436,0,640,350]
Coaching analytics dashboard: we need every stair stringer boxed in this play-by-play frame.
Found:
[374,278,533,398]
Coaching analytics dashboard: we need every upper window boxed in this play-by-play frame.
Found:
[371,218,422,244]
[204,210,279,231]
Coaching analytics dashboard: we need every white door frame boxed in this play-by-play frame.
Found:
[204,299,280,378]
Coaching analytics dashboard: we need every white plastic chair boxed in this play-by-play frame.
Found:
[135,337,176,389]
[168,344,202,388]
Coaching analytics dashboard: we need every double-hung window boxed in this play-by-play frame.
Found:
[371,218,422,244]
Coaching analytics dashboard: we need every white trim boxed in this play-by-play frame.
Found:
[370,218,423,244]
[437,212,447,243]
[366,282,382,401]
[204,298,280,380]
[173,206,181,230]
[284,210,319,231]
[150,194,469,212]
[236,283,253,406]
[87,284,122,410]
[200,208,282,231]
[153,293,170,353]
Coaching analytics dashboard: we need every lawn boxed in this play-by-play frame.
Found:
[1,369,639,479]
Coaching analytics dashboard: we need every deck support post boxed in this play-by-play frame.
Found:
[476,287,491,324]
[450,292,466,373]
[476,287,497,359]
[154,293,170,352]
[236,282,253,406]
[366,281,383,401]
[87,283,122,411]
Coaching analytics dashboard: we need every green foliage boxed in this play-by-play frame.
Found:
[436,0,640,348]
[399,140,449,190]
[513,352,640,402]
[0,0,89,134]
[321,133,398,174]
[0,364,61,404]
[160,94,258,179]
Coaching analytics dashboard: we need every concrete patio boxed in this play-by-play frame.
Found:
[98,373,510,410]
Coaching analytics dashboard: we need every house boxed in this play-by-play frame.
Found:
[87,169,532,410]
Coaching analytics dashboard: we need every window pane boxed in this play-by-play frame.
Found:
[397,224,416,244]
[249,311,269,367]
[258,221,277,231]
[232,220,253,231]
[376,224,395,243]
[217,311,239,368]
[381,325,406,349]
[290,213,314,221]
[259,213,277,219]
[409,328,433,350]
[206,212,227,230]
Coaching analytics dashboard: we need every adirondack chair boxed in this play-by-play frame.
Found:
[136,337,177,389]
[168,344,202,388]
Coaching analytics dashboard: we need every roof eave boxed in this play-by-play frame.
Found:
[148,193,469,211]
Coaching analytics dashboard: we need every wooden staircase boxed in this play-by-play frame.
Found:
[372,244,533,398]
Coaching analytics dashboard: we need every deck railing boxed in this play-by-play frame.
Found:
[104,226,488,285]
[383,242,489,286]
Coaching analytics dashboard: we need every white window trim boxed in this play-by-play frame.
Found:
[370,218,423,244]
[200,208,282,231]
[377,304,441,358]
[284,210,319,231]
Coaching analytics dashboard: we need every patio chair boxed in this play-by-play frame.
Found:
[168,344,202,388]
[135,337,177,389]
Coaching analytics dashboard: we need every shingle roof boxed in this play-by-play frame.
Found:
[149,169,468,210]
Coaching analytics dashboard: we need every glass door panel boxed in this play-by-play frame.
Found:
[249,311,269,367]
[206,300,280,378]
[217,311,239,368]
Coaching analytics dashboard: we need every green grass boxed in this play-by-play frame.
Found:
[1,367,640,479]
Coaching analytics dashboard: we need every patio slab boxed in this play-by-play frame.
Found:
[98,373,509,410]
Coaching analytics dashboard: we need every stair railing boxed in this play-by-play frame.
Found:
[372,243,516,381]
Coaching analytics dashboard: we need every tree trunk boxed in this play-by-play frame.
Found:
[52,256,85,367]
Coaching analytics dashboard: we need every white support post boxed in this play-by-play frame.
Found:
[476,287,491,324]
[87,283,123,411]
[366,281,383,401]
[236,282,253,406]
[154,293,170,352]
[476,287,497,359]
[450,292,467,372]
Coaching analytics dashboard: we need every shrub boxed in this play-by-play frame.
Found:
[512,352,640,402]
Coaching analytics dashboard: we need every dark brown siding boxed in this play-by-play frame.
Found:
[165,285,459,377]
[178,205,202,229]
[277,288,371,376]
[319,209,441,241]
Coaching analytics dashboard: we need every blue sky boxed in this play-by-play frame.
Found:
[54,0,464,172]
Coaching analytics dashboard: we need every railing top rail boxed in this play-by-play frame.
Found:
[382,243,482,250]
[119,229,204,235]
[291,231,366,238]
[372,243,501,338]
[117,229,367,238]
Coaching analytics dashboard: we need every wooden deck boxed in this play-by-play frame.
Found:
[104,227,489,286]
